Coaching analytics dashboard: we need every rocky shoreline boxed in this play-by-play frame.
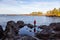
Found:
[0,21,60,40]
[35,23,60,40]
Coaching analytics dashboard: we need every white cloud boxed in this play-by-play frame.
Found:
[0,0,60,14]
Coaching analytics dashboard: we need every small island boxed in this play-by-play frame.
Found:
[28,12,43,16]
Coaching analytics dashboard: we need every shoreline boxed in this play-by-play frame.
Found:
[0,21,60,40]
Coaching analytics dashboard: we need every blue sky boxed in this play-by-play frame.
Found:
[0,0,60,14]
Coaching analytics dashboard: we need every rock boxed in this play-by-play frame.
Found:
[27,23,34,29]
[3,21,17,40]
[49,23,57,26]
[7,21,16,26]
[49,23,60,31]
[35,32,50,39]
[35,26,51,39]
[20,36,37,40]
[38,25,48,29]
[17,21,25,29]
[52,32,60,38]
[0,25,4,39]
[53,23,60,31]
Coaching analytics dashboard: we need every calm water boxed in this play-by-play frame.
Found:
[0,16,60,36]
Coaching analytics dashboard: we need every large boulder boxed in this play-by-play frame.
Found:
[35,29,51,39]
[49,23,60,39]
[3,21,16,40]
[53,23,60,31]
[5,21,16,32]
[35,26,52,39]
[49,23,60,31]
[7,21,16,26]
[17,21,25,29]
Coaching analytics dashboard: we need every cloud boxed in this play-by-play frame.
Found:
[0,0,60,14]
[16,0,60,2]
[0,0,60,5]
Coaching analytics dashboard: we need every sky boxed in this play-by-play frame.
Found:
[0,0,60,14]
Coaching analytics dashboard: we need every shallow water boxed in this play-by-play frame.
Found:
[0,15,60,36]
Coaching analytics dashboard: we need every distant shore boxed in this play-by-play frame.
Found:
[46,15,60,17]
[0,14,60,17]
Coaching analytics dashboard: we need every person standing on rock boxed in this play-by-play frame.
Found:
[34,20,36,33]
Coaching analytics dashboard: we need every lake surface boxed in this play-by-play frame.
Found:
[0,16,60,36]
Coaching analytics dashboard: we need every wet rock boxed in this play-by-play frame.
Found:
[35,26,52,39]
[3,21,17,40]
[49,23,60,39]
[38,25,48,29]
[7,21,16,26]
[5,21,16,31]
[49,22,60,31]
[49,23,57,26]
[49,23,57,30]
[17,21,25,29]
[53,23,60,31]
[20,36,37,40]
[49,23,60,31]
[53,34,60,38]
[35,32,50,39]
[27,23,34,29]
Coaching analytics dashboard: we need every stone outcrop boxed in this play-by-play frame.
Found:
[35,23,60,40]
[0,21,60,40]
[27,23,34,29]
